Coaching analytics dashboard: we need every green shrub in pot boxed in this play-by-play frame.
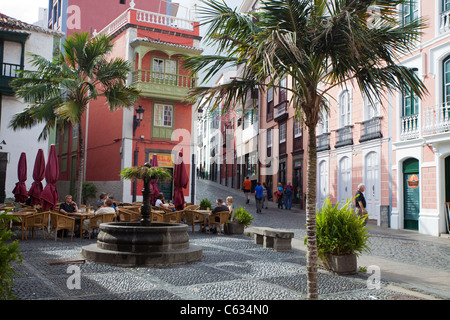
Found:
[232,206,254,228]
[314,197,370,258]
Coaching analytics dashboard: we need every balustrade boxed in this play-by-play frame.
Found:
[400,114,419,140]
[422,104,450,135]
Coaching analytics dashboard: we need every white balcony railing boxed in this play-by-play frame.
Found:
[440,10,450,33]
[422,104,450,135]
[400,114,419,140]
[397,105,450,141]
[96,8,195,36]
[135,9,195,31]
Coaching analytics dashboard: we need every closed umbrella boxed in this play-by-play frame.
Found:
[173,152,188,211]
[12,152,28,203]
[40,145,59,211]
[28,149,45,205]
[150,154,160,205]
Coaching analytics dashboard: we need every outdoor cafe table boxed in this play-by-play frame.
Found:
[191,210,211,232]
[6,211,34,240]
[68,211,95,239]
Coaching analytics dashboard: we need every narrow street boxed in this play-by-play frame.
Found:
[195,177,306,236]
[194,177,450,299]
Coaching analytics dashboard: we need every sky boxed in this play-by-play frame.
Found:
[0,0,242,24]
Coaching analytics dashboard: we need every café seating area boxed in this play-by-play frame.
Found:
[2,201,232,241]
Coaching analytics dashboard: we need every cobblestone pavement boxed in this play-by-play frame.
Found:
[8,178,450,304]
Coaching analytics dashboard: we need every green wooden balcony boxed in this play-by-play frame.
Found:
[0,62,21,95]
[132,69,194,101]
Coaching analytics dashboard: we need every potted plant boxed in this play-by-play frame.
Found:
[311,197,370,275]
[226,206,254,235]
[199,198,212,210]
[82,182,97,205]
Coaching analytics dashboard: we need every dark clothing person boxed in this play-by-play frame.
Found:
[355,187,367,226]
[211,204,229,214]
[355,190,366,209]
[60,202,77,214]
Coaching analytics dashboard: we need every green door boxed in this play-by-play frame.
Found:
[403,158,419,230]
[445,156,450,202]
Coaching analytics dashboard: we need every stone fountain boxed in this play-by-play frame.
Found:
[82,162,202,267]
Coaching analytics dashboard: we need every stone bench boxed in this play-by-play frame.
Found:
[252,227,294,252]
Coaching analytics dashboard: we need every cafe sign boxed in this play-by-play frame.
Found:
[407,174,419,189]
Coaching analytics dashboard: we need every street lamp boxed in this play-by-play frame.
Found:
[133,105,144,136]
[140,161,152,226]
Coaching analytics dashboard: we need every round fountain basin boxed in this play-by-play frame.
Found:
[82,222,203,267]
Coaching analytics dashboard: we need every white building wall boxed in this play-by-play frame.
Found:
[1,29,61,200]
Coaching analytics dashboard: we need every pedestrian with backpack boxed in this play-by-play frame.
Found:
[284,181,294,210]
[275,182,284,209]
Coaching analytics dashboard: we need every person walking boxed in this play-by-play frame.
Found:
[355,183,368,225]
[262,182,268,209]
[255,182,263,213]
[284,182,294,210]
[275,182,284,209]
[243,176,252,204]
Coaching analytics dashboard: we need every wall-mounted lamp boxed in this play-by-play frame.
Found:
[133,105,144,136]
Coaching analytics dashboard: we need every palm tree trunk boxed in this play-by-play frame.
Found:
[306,121,318,300]
[76,123,84,206]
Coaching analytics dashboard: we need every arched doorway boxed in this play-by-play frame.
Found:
[365,151,380,221]
[338,156,352,205]
[403,158,420,230]
[317,160,328,209]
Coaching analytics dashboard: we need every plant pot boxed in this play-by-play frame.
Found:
[225,221,245,235]
[318,253,357,275]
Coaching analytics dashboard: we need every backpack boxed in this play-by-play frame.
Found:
[285,186,292,196]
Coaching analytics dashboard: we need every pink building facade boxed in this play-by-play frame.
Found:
[320,0,450,236]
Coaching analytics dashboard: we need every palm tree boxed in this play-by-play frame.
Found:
[9,32,140,205]
[184,0,427,299]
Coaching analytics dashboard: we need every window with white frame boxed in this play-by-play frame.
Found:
[364,94,380,119]
[443,0,450,12]
[445,56,450,106]
[279,77,287,102]
[279,122,286,143]
[339,89,351,127]
[294,118,302,138]
[72,123,78,139]
[402,0,418,25]
[267,86,274,121]
[154,104,173,127]
[152,58,177,80]
[318,109,329,135]
[267,128,272,148]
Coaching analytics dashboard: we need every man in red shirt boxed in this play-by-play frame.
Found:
[243,177,252,204]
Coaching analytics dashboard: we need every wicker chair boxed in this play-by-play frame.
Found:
[122,205,141,213]
[184,210,206,233]
[49,212,75,241]
[208,211,230,234]
[151,211,165,222]
[184,205,200,210]
[23,211,50,239]
[118,207,141,222]
[85,212,116,239]
[155,206,173,214]
[163,210,184,223]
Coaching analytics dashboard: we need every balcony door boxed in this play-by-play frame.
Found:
[365,151,380,221]
[338,155,352,206]
[317,160,328,209]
